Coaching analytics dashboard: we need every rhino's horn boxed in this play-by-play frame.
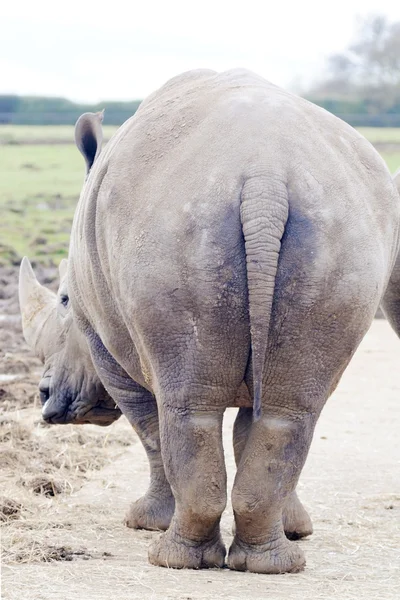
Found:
[19,257,57,357]
[74,111,104,176]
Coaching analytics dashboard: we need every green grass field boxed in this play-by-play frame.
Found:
[0,144,83,265]
[378,151,400,173]
[357,127,400,144]
[1,126,399,266]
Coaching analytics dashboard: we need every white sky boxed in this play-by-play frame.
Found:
[2,0,400,102]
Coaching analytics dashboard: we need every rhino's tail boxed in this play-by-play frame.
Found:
[240,176,289,420]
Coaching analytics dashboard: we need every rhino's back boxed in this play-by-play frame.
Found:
[92,66,398,284]
[94,67,395,228]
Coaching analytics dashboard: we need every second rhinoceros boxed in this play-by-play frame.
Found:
[19,69,400,574]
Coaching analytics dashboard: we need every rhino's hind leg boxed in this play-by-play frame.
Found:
[233,407,313,541]
[148,404,227,570]
[228,412,317,574]
[283,490,313,540]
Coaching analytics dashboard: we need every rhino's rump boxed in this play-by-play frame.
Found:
[70,69,399,400]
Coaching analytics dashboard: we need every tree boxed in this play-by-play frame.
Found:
[0,95,20,123]
[309,15,400,117]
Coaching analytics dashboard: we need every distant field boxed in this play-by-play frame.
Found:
[1,125,399,266]
[0,125,118,145]
[357,127,400,144]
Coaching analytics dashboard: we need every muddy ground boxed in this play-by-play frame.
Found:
[1,266,399,600]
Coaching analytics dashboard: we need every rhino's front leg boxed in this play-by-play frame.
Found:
[233,406,313,540]
[88,334,174,530]
[123,406,175,531]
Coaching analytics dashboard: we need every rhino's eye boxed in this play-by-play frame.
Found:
[60,294,69,308]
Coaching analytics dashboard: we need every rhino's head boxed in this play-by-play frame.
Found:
[18,111,121,426]
[18,257,121,426]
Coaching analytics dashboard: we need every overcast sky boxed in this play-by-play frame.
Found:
[2,0,400,103]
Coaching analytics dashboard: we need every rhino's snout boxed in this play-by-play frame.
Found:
[42,401,66,424]
[41,393,67,424]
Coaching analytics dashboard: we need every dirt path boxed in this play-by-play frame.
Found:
[2,320,400,600]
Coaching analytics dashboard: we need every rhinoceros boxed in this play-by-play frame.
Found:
[382,169,400,329]
[19,69,400,574]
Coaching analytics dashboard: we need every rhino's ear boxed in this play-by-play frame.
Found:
[19,257,57,357]
[58,258,68,282]
[393,168,400,194]
[74,110,104,176]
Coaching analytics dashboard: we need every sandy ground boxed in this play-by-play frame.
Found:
[1,267,399,599]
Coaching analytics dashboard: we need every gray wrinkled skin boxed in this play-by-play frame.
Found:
[382,170,400,335]
[19,69,400,574]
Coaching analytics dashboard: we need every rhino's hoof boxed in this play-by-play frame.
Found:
[124,493,175,531]
[227,536,305,574]
[283,499,313,541]
[148,529,226,569]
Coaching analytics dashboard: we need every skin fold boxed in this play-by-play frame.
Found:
[19,69,400,574]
